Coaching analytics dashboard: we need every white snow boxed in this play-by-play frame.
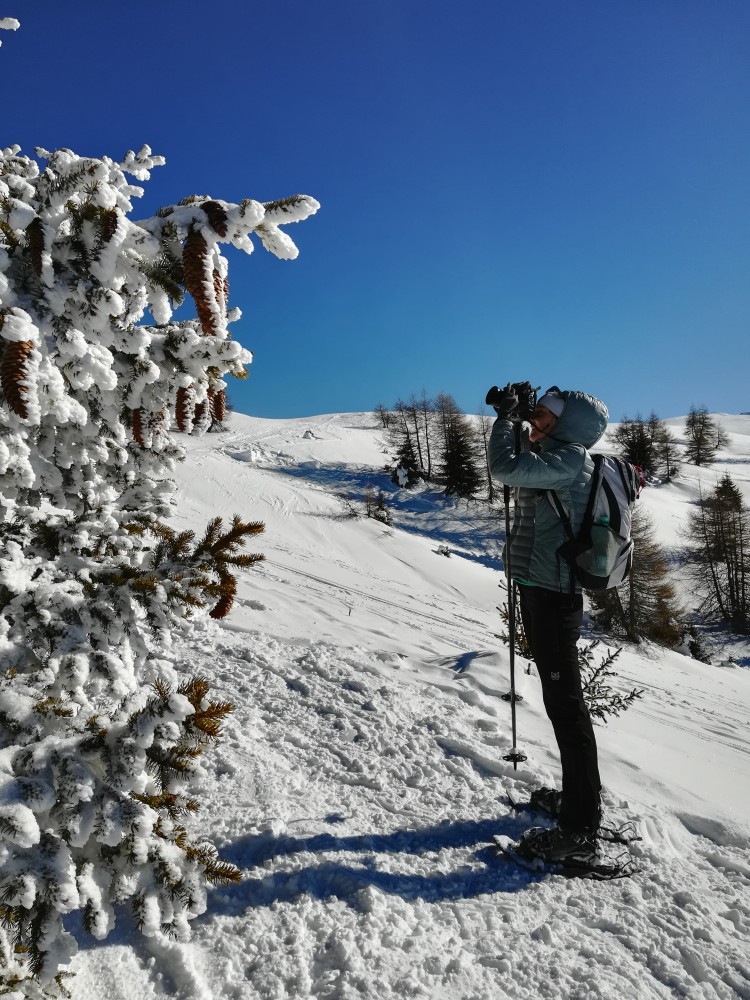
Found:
[61,412,750,998]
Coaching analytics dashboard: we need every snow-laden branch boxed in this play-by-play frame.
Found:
[0,16,20,45]
[0,144,317,989]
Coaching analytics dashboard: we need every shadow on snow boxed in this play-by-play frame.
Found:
[199,815,539,916]
[70,817,537,955]
[270,462,506,572]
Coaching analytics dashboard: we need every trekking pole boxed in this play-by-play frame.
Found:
[501,483,527,770]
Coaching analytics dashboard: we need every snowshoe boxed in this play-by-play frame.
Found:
[517,824,599,864]
[507,789,641,846]
[529,786,562,817]
[493,827,638,881]
[507,786,561,819]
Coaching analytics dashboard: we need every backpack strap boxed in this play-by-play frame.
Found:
[579,454,604,543]
[547,454,603,537]
[546,489,577,595]
[546,452,604,595]
[600,474,621,533]
[613,458,635,503]
[547,489,575,542]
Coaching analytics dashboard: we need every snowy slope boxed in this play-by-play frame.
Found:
[72,412,750,1000]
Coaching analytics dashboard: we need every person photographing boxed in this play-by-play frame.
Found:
[486,381,609,865]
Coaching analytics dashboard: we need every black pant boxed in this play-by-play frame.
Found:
[518,585,601,833]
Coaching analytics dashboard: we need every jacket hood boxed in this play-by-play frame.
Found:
[539,390,608,450]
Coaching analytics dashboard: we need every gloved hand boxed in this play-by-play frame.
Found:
[485,383,519,417]
[510,381,538,421]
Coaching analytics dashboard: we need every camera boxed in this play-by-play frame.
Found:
[486,381,538,421]
[512,381,538,421]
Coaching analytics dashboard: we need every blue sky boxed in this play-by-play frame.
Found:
[2,2,748,420]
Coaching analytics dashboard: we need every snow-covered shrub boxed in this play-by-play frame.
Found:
[0,144,318,990]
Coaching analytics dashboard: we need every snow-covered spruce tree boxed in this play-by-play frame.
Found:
[612,411,679,481]
[0,145,318,990]
[435,394,482,498]
[612,415,655,474]
[387,400,423,482]
[391,432,422,489]
[477,404,496,503]
[372,489,392,526]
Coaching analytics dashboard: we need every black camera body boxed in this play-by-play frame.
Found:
[486,381,538,421]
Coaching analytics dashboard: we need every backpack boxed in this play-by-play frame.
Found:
[547,455,644,591]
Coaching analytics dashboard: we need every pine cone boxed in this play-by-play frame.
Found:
[101,209,119,243]
[132,408,167,447]
[202,200,228,237]
[212,269,225,311]
[132,408,145,447]
[183,230,216,335]
[209,576,237,619]
[26,217,44,276]
[214,389,227,423]
[176,385,195,433]
[1,340,34,419]
[192,391,213,433]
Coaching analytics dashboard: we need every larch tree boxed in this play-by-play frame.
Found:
[417,390,435,481]
[0,144,317,990]
[391,396,430,479]
[684,406,729,467]
[685,473,750,633]
[387,398,427,487]
[648,412,680,482]
[373,402,393,430]
[588,505,683,645]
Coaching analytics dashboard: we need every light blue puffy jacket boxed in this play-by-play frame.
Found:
[488,391,608,592]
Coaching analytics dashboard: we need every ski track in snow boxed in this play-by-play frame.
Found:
[73,413,750,1000]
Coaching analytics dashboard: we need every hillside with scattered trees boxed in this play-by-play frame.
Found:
[375,393,747,647]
